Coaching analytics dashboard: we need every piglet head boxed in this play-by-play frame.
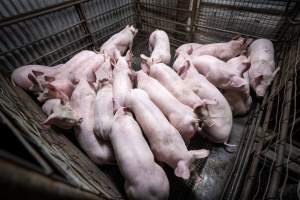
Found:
[37,83,70,103]
[43,102,82,129]
[126,25,138,37]
[174,149,209,180]
[140,54,153,74]
[254,67,279,97]
[173,52,191,74]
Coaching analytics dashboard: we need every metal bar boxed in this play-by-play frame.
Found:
[0,111,52,175]
[200,1,286,16]
[135,0,142,29]
[28,34,90,65]
[141,21,187,36]
[0,0,88,27]
[220,106,259,199]
[91,15,135,35]
[140,2,191,13]
[189,0,199,42]
[140,14,190,27]
[0,160,105,200]
[49,42,93,66]
[75,3,95,47]
[267,65,294,199]
[194,24,278,41]
[0,20,85,57]
[86,3,134,21]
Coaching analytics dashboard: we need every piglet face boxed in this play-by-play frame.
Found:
[173,53,190,73]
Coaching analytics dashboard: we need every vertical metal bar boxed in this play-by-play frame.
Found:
[75,3,95,48]
[267,77,294,198]
[135,0,142,29]
[189,0,198,42]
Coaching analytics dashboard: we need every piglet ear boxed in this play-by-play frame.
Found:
[28,73,43,91]
[112,98,121,114]
[44,75,55,82]
[129,70,137,87]
[230,76,247,89]
[254,75,264,86]
[244,38,254,47]
[174,160,190,180]
[187,46,193,55]
[113,49,121,62]
[47,83,57,91]
[178,60,191,78]
[43,113,58,126]
[32,70,44,77]
[140,54,151,74]
[110,58,117,69]
[126,50,133,67]
[231,34,241,40]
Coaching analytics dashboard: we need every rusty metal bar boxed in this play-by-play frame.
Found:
[135,0,142,29]
[49,42,93,66]
[0,20,85,57]
[140,2,191,13]
[189,0,198,42]
[0,159,105,200]
[141,21,187,36]
[140,14,190,27]
[75,3,95,47]
[194,24,278,41]
[87,3,134,21]
[220,106,260,199]
[0,0,88,27]
[200,1,286,16]
[267,39,297,199]
[28,34,90,65]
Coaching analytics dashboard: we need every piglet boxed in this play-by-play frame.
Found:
[175,43,202,56]
[141,58,213,109]
[112,50,134,107]
[125,89,209,180]
[192,36,253,61]
[42,99,81,129]
[173,52,248,93]
[111,107,169,200]
[11,65,57,93]
[38,50,99,102]
[71,78,115,165]
[247,38,279,97]
[177,59,233,143]
[94,80,114,141]
[100,25,138,57]
[136,70,199,143]
[141,29,171,65]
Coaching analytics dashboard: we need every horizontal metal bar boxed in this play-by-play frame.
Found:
[86,2,134,21]
[140,14,190,27]
[0,0,88,27]
[28,34,90,65]
[194,24,278,41]
[0,20,85,56]
[140,2,191,13]
[49,42,93,66]
[91,14,135,35]
[141,21,187,36]
[200,1,285,16]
